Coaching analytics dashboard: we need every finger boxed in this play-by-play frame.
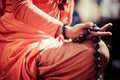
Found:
[91,31,112,37]
[100,23,113,31]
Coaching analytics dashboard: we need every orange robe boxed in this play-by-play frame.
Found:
[0,0,109,80]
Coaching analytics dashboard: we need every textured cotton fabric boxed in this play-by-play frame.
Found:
[0,0,109,80]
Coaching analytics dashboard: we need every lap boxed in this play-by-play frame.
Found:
[0,37,109,80]
[37,38,109,79]
[39,38,94,66]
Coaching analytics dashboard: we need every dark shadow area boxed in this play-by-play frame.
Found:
[72,0,120,79]
[97,18,120,80]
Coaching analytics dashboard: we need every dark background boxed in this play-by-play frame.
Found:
[72,0,120,80]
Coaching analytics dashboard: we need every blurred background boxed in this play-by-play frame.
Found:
[71,0,120,80]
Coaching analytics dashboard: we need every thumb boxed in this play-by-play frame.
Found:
[80,22,94,29]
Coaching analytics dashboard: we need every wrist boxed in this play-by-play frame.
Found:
[62,23,69,39]
[56,23,72,39]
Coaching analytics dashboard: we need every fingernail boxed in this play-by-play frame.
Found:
[109,32,112,35]
[109,23,113,26]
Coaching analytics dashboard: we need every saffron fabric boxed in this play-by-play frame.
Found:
[0,0,109,80]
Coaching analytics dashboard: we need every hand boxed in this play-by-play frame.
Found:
[87,23,112,39]
[66,22,112,39]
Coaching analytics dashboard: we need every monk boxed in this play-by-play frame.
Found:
[0,0,112,80]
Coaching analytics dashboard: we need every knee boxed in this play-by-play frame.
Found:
[99,40,110,62]
[83,40,110,73]
[79,39,109,62]
[100,40,109,57]
[98,40,110,73]
[84,40,110,76]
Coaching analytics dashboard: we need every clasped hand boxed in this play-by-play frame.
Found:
[66,22,112,40]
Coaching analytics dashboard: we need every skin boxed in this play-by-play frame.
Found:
[56,22,112,39]
[56,22,112,75]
